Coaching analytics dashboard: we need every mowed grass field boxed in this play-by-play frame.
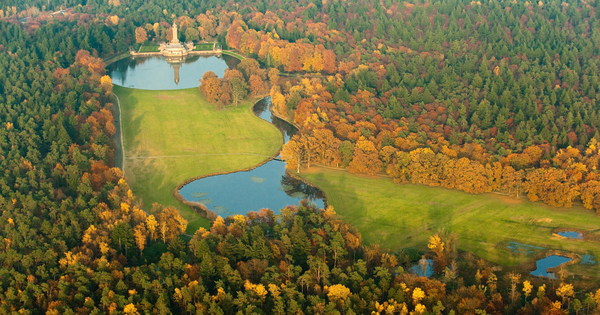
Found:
[115,86,282,233]
[194,43,214,51]
[301,167,600,276]
[139,45,160,52]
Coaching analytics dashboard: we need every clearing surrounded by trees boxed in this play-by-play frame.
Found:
[115,86,281,232]
[301,166,600,279]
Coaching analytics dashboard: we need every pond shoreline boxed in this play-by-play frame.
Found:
[173,95,327,222]
[527,250,582,278]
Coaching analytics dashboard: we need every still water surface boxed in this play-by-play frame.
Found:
[107,55,239,90]
[556,231,584,239]
[530,255,572,279]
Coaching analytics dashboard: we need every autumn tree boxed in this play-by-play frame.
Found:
[230,77,248,106]
[268,68,280,86]
[134,225,147,256]
[348,137,382,175]
[135,27,148,44]
[155,207,188,243]
[428,234,447,274]
[323,50,337,74]
[199,71,221,103]
[224,69,244,82]
[238,58,263,80]
[248,75,266,95]
[219,80,232,107]
[281,138,303,173]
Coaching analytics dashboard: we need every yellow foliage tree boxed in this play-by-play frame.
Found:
[109,15,119,26]
[123,303,140,315]
[244,280,268,300]
[427,233,447,274]
[412,303,427,315]
[281,139,303,173]
[134,225,147,255]
[556,283,574,305]
[327,284,351,303]
[210,216,228,235]
[412,287,425,305]
[146,215,158,241]
[100,75,113,94]
[523,280,533,302]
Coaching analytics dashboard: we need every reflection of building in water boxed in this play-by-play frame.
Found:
[159,22,194,57]
[171,62,181,85]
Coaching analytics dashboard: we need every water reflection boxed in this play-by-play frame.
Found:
[179,97,326,215]
[410,258,434,278]
[107,54,240,90]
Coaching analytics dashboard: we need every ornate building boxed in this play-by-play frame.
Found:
[159,22,194,58]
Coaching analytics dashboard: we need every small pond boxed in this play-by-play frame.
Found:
[530,255,572,279]
[178,97,326,215]
[409,259,434,278]
[556,231,584,239]
[107,54,239,90]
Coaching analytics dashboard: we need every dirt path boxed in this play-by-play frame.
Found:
[113,92,126,176]
[125,152,276,160]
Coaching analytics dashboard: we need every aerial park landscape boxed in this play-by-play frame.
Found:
[110,16,600,278]
[3,0,600,313]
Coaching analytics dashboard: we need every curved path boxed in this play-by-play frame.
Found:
[113,92,126,176]
[126,152,276,160]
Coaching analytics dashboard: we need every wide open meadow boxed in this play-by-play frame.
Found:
[115,86,281,232]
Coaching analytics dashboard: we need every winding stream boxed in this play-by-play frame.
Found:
[178,98,326,216]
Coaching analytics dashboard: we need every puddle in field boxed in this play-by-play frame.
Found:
[556,231,584,239]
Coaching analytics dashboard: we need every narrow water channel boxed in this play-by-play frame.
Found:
[178,97,326,216]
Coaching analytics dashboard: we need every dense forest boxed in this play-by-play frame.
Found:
[1,0,600,313]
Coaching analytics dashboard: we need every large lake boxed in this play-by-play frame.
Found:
[107,55,239,90]
[178,98,326,216]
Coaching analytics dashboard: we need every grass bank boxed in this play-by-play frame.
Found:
[301,167,600,276]
[222,50,245,60]
[115,86,281,233]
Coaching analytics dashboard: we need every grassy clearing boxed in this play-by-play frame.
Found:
[139,45,160,52]
[194,43,214,51]
[301,167,600,277]
[222,50,245,60]
[115,86,282,233]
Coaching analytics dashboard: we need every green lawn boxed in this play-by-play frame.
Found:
[194,43,214,51]
[222,50,245,60]
[139,45,160,52]
[301,167,600,276]
[115,86,282,233]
